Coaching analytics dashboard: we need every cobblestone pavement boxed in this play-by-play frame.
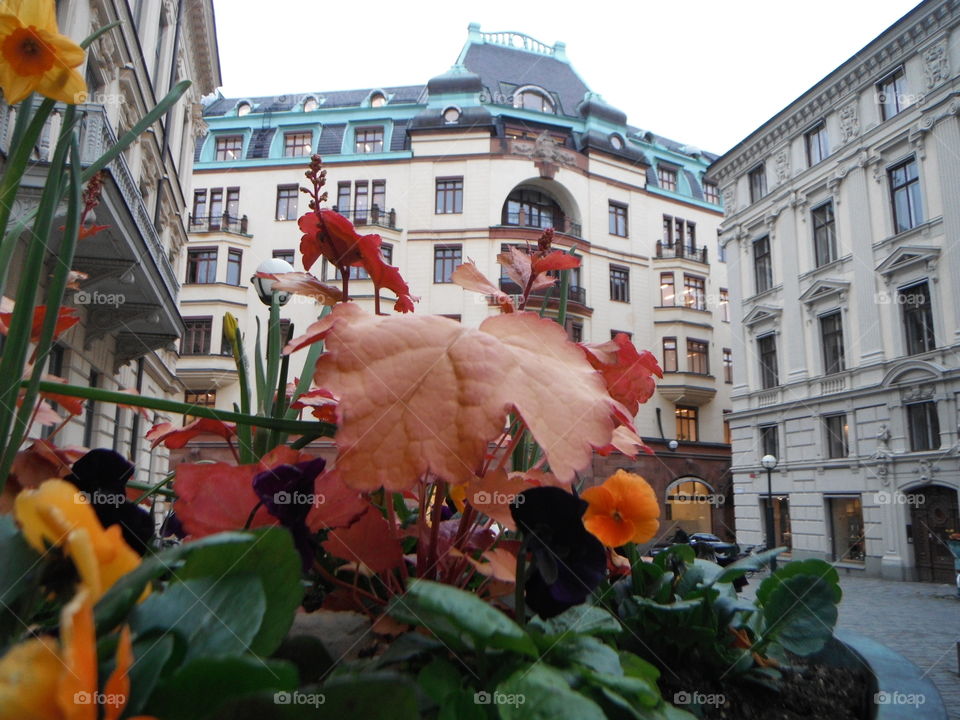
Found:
[746,570,960,718]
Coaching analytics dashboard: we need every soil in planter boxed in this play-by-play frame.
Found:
[657,655,870,720]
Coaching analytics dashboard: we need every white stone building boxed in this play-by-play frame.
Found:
[709,0,960,581]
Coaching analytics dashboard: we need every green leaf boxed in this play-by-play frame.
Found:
[758,573,839,656]
[131,575,267,662]
[619,651,661,683]
[316,674,420,719]
[374,631,444,667]
[126,634,176,715]
[0,515,40,607]
[418,657,463,704]
[711,548,787,586]
[757,559,841,605]
[549,635,622,675]
[145,655,297,720]
[495,665,606,720]
[389,580,537,658]
[529,604,622,638]
[271,635,335,685]
[583,669,660,708]
[94,532,256,634]
[653,544,695,570]
[175,527,302,655]
[439,691,491,720]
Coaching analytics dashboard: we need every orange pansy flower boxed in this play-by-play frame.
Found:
[581,470,660,548]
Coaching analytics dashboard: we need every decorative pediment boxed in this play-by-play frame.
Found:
[799,279,850,305]
[875,245,940,277]
[742,304,782,328]
[881,358,946,388]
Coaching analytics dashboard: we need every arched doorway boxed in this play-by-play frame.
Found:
[500,181,581,237]
[665,478,714,535]
[907,485,959,583]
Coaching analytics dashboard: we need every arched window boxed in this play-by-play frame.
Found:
[303,96,318,112]
[501,188,565,230]
[236,101,251,117]
[514,89,553,113]
[665,478,715,535]
[370,92,387,108]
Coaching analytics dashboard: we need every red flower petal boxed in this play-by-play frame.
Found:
[581,333,662,415]
[322,507,403,572]
[145,417,236,449]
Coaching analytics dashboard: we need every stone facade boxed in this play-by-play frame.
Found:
[709,0,960,582]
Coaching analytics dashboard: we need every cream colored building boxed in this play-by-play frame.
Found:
[709,0,960,581]
[180,26,733,534]
[0,0,220,480]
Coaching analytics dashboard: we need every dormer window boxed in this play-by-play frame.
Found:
[303,97,318,112]
[609,134,624,150]
[236,102,251,117]
[370,92,387,108]
[514,88,554,114]
[443,106,461,124]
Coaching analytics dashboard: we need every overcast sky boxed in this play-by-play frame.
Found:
[211,0,921,155]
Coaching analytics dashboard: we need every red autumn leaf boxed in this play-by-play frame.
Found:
[322,507,403,573]
[305,468,367,531]
[0,305,80,341]
[37,374,85,416]
[451,261,515,313]
[146,417,237,449]
[357,234,417,313]
[256,271,343,305]
[452,546,517,583]
[532,250,580,275]
[290,387,338,424]
[4,440,83,512]
[298,208,365,272]
[311,304,625,491]
[581,333,663,415]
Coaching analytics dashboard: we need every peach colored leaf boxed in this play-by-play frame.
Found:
[322,508,403,573]
[597,425,654,458]
[463,469,531,531]
[311,304,624,491]
[531,250,580,275]
[256,271,343,306]
[452,261,515,313]
[452,546,517,583]
[496,246,532,289]
[305,469,367,531]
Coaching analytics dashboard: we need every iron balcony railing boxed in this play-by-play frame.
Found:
[332,205,398,229]
[499,278,586,305]
[655,241,708,264]
[189,213,249,234]
[501,213,582,238]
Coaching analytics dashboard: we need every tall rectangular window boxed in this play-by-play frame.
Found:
[675,406,698,442]
[877,68,906,121]
[749,164,767,203]
[214,135,243,161]
[336,182,351,212]
[820,311,845,374]
[889,158,922,233]
[719,288,730,322]
[283,131,313,157]
[276,185,298,221]
[805,121,829,166]
[191,189,207,222]
[812,201,837,266]
[608,201,628,236]
[657,167,677,191]
[226,248,242,286]
[686,339,709,375]
[435,177,463,214]
[182,318,212,355]
[760,424,778,458]
[907,401,940,451]
[433,245,461,284]
[663,338,678,372]
[828,497,864,562]
[609,265,630,303]
[208,189,223,229]
[900,281,935,355]
[659,272,675,306]
[683,274,706,310]
[758,333,779,389]
[703,181,719,204]
[662,215,673,245]
[226,187,240,220]
[354,127,383,153]
[723,348,733,383]
[824,414,849,458]
[372,180,386,212]
[186,249,217,284]
[753,236,772,294]
[354,181,369,223]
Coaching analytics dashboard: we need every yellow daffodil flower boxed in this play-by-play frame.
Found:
[14,479,141,602]
[0,0,86,105]
[0,591,157,720]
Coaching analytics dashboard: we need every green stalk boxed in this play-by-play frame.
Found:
[0,123,80,486]
[30,381,334,435]
[226,316,254,463]
[284,305,331,419]
[264,292,282,417]
[267,340,292,451]
[253,317,266,415]
[514,535,530,628]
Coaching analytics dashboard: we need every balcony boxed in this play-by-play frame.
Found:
[498,278,586,306]
[501,212,582,238]
[189,213,249,235]
[332,206,399,230]
[655,241,708,264]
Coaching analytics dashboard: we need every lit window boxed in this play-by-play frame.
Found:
[719,288,730,322]
[514,89,554,113]
[275,185,298,221]
[355,127,384,153]
[215,135,243,161]
[236,102,251,116]
[827,497,863,562]
[686,339,709,375]
[283,131,313,158]
[659,273,675,306]
[683,275,706,310]
[675,406,698,442]
[370,92,387,107]
[303,97,318,112]
[662,337,677,372]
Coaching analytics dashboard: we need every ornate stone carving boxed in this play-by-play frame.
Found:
[838,101,860,145]
[722,186,736,216]
[512,131,575,166]
[923,41,949,89]
[774,148,790,184]
[191,102,208,137]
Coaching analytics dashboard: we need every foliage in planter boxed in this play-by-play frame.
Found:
[614,545,843,688]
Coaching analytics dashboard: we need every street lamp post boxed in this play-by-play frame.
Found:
[761,454,778,573]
